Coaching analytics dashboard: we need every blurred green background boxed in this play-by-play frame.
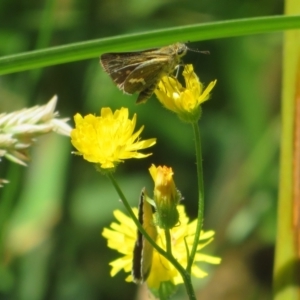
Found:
[0,0,283,299]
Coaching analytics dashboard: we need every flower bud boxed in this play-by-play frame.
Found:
[149,165,181,229]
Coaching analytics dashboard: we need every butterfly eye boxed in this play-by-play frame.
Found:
[176,45,187,56]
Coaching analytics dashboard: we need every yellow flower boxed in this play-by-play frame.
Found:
[102,205,221,290]
[149,164,181,229]
[71,107,156,169]
[154,64,217,122]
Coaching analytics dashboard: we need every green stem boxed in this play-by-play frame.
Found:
[0,165,22,259]
[0,15,300,75]
[273,1,300,299]
[107,172,161,254]
[178,270,197,300]
[164,229,172,255]
[187,122,205,272]
[107,172,196,299]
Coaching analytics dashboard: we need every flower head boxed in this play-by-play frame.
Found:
[102,205,221,292]
[71,107,156,169]
[149,164,181,229]
[0,95,71,167]
[155,64,217,123]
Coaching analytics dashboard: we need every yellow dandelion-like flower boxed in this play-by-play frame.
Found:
[102,205,221,290]
[71,107,156,169]
[155,64,217,123]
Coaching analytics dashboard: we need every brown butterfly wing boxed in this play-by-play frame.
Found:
[100,45,180,101]
[122,58,169,94]
[100,49,161,89]
[100,54,141,89]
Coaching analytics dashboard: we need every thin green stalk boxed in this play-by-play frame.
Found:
[273,1,300,299]
[178,271,197,300]
[0,15,299,75]
[187,122,205,273]
[29,0,57,103]
[164,229,172,255]
[35,0,57,50]
[30,0,56,78]
[107,172,196,299]
[107,172,162,254]
[0,165,23,259]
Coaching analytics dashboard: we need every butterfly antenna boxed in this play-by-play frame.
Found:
[187,47,210,55]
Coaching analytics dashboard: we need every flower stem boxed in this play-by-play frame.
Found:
[107,172,197,299]
[164,229,172,255]
[107,172,160,252]
[273,1,300,298]
[179,271,197,300]
[187,122,205,272]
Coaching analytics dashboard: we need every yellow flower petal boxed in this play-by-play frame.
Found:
[191,265,208,278]
[155,64,217,123]
[71,107,156,169]
[102,205,221,290]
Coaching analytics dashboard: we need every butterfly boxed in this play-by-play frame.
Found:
[100,43,187,103]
